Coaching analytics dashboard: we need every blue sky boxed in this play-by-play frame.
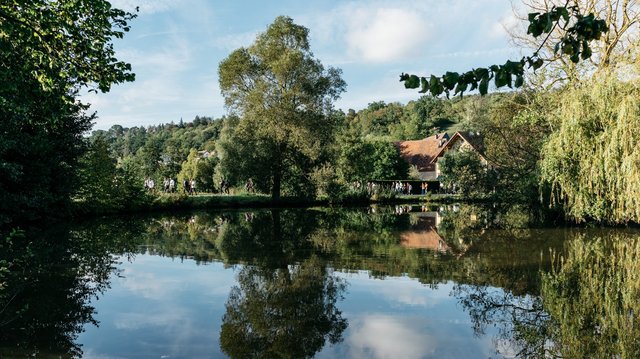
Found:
[84,0,523,130]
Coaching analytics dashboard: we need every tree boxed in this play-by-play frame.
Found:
[218,16,346,200]
[438,150,495,196]
[75,137,148,213]
[348,101,407,138]
[540,75,640,223]
[0,1,136,227]
[470,92,552,203]
[178,149,217,192]
[401,5,608,96]
[335,133,408,182]
[0,1,135,93]
[402,96,455,139]
[509,0,640,86]
[75,137,120,210]
[0,61,92,225]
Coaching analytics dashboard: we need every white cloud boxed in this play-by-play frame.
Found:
[347,315,436,359]
[491,12,520,39]
[345,7,431,63]
[334,69,419,111]
[300,0,519,67]
[120,267,183,299]
[213,31,259,51]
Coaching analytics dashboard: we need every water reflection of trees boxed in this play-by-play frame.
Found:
[220,257,347,359]
[539,234,640,358]
[141,207,567,292]
[8,206,638,357]
[453,231,640,358]
[0,219,144,357]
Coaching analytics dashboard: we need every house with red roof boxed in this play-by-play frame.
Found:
[395,132,450,180]
[396,131,488,182]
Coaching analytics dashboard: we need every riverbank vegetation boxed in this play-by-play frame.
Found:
[2,2,640,231]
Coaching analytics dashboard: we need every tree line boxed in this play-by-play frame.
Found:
[81,95,466,205]
[2,2,640,229]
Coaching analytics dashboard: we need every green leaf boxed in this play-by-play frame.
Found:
[419,77,429,93]
[403,74,420,89]
[454,81,468,96]
[558,7,570,22]
[514,74,524,88]
[429,75,443,96]
[479,78,489,95]
[443,71,460,90]
[494,70,508,88]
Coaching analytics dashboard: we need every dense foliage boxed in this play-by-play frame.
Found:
[438,150,495,197]
[541,75,640,223]
[538,234,640,357]
[0,1,135,227]
[217,16,346,199]
[3,3,638,225]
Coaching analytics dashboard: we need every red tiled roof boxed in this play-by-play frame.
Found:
[396,133,449,171]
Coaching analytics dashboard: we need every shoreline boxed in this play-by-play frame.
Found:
[70,192,466,219]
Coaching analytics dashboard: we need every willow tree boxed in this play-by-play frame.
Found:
[217,16,346,200]
[540,75,640,223]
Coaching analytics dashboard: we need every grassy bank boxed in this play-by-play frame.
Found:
[72,192,465,218]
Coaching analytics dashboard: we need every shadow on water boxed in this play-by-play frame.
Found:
[2,204,640,358]
[0,218,146,358]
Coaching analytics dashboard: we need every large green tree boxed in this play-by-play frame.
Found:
[335,132,408,182]
[0,1,135,93]
[218,16,346,200]
[0,1,136,226]
[541,75,640,223]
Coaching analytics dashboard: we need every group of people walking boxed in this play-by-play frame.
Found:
[144,177,196,195]
[393,181,413,195]
[392,181,430,195]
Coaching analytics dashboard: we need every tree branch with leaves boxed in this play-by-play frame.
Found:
[400,4,608,97]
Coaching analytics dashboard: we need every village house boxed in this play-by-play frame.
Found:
[429,131,488,178]
[395,131,488,186]
[395,132,450,181]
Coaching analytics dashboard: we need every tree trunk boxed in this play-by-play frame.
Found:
[271,144,284,201]
[272,167,281,201]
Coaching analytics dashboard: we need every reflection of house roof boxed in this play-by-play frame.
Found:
[396,133,449,171]
[400,231,450,252]
[429,131,487,164]
[399,216,449,253]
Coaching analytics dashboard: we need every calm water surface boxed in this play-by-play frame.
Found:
[2,205,640,358]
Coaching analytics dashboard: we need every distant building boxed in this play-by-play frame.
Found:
[197,150,216,159]
[396,132,450,180]
[430,131,488,178]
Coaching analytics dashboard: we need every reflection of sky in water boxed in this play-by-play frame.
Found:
[78,255,500,359]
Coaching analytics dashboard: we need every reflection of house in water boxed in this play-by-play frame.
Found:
[399,211,450,253]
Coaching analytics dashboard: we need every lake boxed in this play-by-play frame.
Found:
[2,204,640,358]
